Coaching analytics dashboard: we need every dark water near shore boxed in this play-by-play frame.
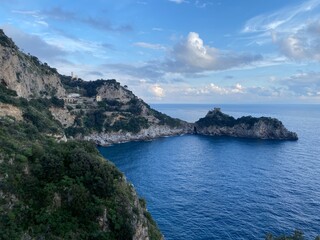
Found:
[99,104,320,239]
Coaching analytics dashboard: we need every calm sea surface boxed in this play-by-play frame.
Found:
[99,104,320,240]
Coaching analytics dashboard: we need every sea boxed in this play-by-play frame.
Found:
[98,104,320,240]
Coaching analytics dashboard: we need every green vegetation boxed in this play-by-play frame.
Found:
[60,76,116,97]
[266,230,320,240]
[0,29,17,49]
[64,93,153,137]
[0,83,18,104]
[150,109,182,128]
[0,85,162,239]
[23,54,58,75]
[196,109,282,129]
[196,110,236,127]
[107,116,149,134]
[84,110,106,132]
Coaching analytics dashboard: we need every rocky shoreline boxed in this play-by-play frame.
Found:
[82,108,298,146]
[84,124,193,146]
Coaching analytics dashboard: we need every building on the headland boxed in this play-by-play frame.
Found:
[213,107,221,112]
[64,93,81,104]
[96,95,102,102]
[71,72,78,80]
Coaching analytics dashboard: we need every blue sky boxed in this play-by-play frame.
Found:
[1,0,320,103]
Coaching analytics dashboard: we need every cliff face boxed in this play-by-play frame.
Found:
[195,108,298,140]
[0,30,66,98]
[97,81,134,103]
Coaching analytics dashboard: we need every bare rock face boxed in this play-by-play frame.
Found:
[0,103,23,121]
[195,108,298,140]
[97,80,134,103]
[0,29,66,98]
[49,107,75,128]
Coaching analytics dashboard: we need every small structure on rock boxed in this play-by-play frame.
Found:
[96,95,102,102]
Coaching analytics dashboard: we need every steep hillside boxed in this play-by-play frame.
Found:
[59,76,191,145]
[0,72,163,239]
[0,29,65,98]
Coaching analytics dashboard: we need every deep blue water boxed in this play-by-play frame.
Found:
[99,104,320,239]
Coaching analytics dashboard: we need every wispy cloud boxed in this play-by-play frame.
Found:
[169,0,187,4]
[168,0,212,8]
[152,27,163,31]
[195,0,212,8]
[134,42,166,50]
[243,0,320,33]
[103,63,164,80]
[13,7,133,33]
[1,24,66,61]
[276,71,320,96]
[242,0,320,62]
[12,10,39,15]
[272,21,320,61]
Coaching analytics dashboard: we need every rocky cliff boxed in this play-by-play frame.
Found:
[0,29,65,98]
[195,108,298,140]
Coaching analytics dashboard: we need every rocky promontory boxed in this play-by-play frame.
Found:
[194,108,298,140]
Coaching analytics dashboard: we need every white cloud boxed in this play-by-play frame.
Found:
[231,83,244,93]
[100,32,262,82]
[150,84,165,98]
[183,83,245,96]
[272,21,320,61]
[165,32,262,73]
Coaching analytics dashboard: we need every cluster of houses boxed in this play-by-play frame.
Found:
[64,93,103,104]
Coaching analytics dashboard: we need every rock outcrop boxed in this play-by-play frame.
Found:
[0,29,66,98]
[49,107,75,128]
[0,103,22,121]
[97,80,134,103]
[195,108,298,140]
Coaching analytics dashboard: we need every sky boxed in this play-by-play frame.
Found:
[1,0,320,103]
